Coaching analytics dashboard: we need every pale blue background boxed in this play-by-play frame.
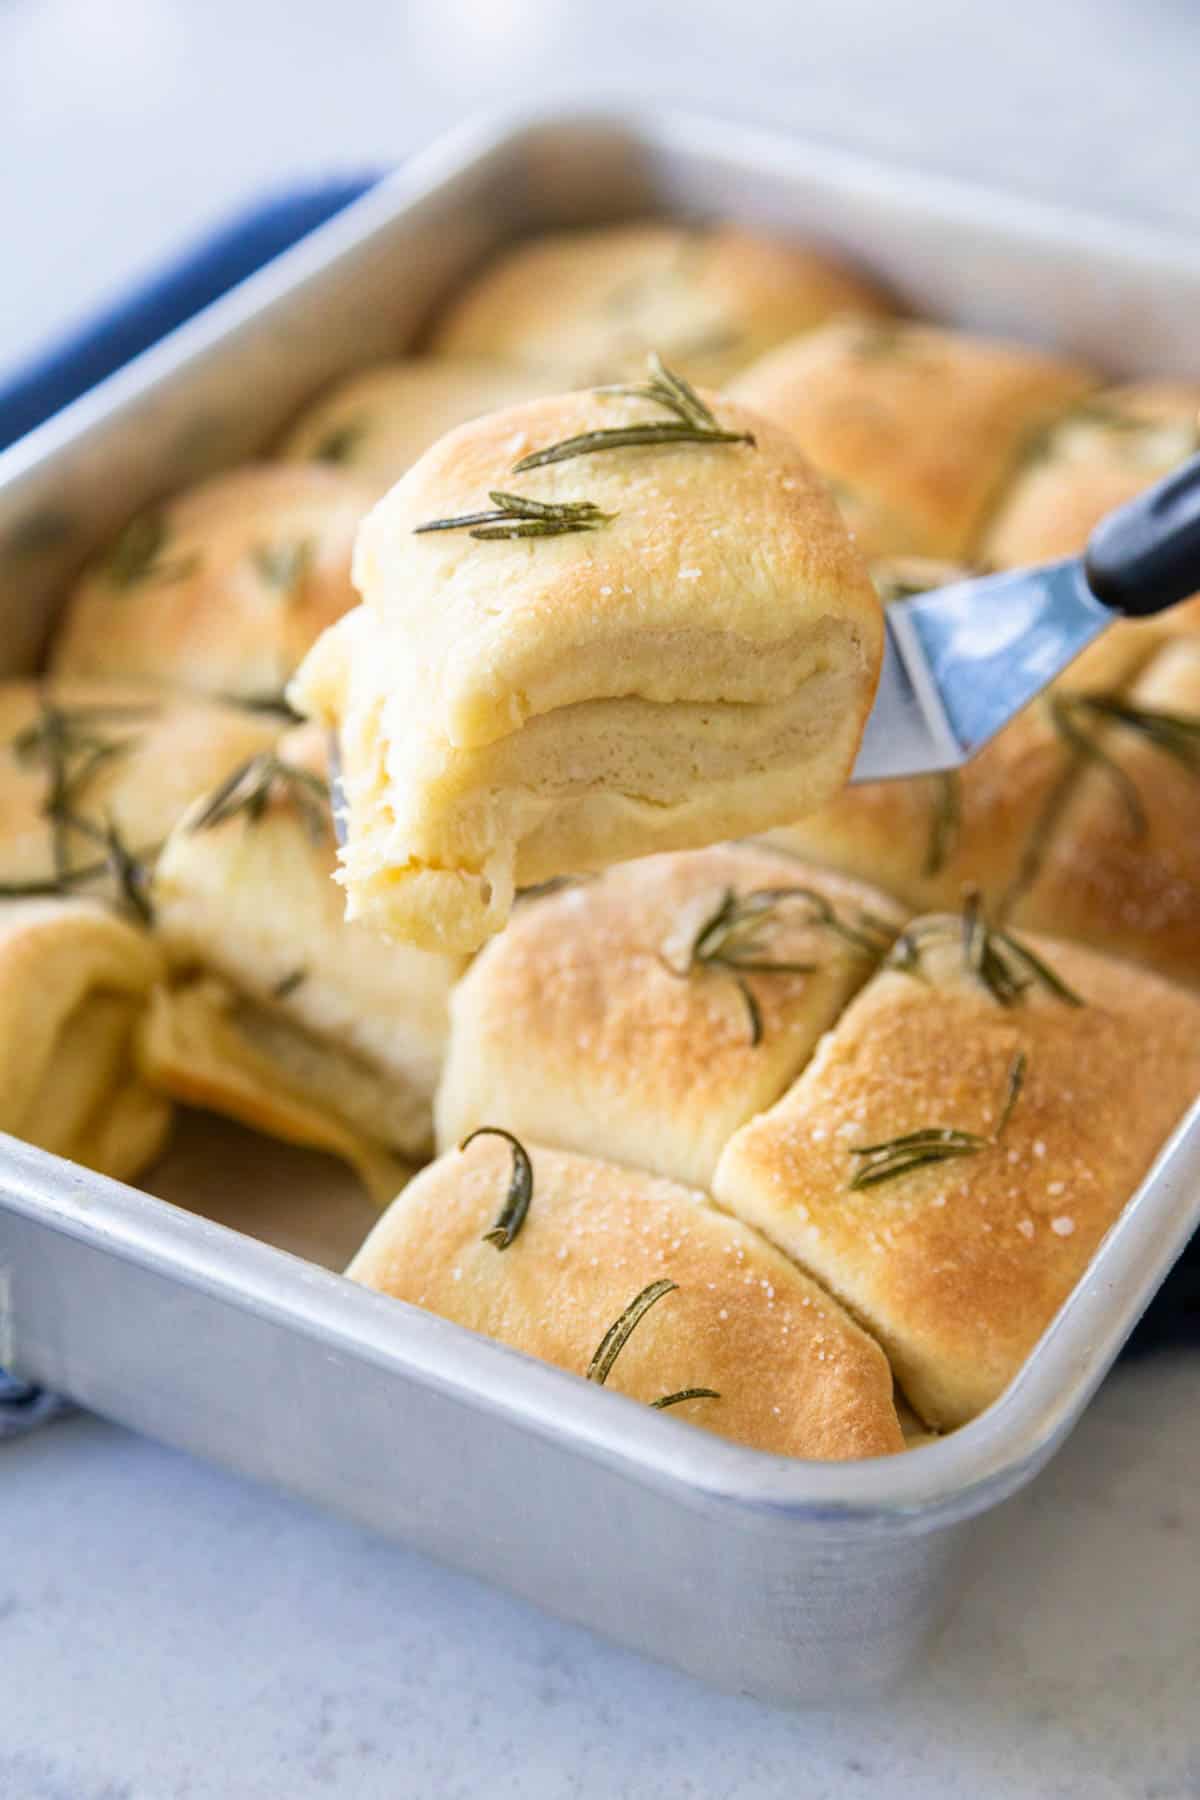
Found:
[3,3,1199,1795]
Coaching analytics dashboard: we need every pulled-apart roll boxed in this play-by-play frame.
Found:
[729,321,1094,559]
[348,1136,905,1461]
[50,464,371,704]
[436,845,905,1190]
[429,219,894,388]
[291,378,884,953]
[713,913,1200,1430]
[279,357,554,502]
[0,678,281,909]
[137,727,464,1202]
[0,897,170,1182]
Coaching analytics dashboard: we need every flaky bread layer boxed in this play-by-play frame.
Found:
[138,979,415,1203]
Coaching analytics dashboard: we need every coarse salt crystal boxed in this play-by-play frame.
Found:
[1017,1219,1034,1240]
[679,567,702,581]
[719,1309,729,1321]
[1051,1216,1075,1236]
[1047,1180,1065,1196]
[1033,1140,1047,1159]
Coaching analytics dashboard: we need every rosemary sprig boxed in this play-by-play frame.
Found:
[187,752,329,842]
[890,897,1083,1008]
[662,884,891,1046]
[102,513,198,590]
[923,770,962,878]
[312,420,366,465]
[252,538,314,593]
[651,1387,722,1410]
[512,354,755,472]
[1048,692,1200,842]
[414,491,615,541]
[849,1049,1026,1190]
[11,699,154,885]
[660,886,816,1047]
[460,1126,533,1250]
[587,1279,678,1386]
[271,968,307,1000]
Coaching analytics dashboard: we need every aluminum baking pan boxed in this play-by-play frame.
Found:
[2,106,1199,1705]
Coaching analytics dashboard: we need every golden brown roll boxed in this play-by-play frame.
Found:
[436,845,906,1189]
[50,464,372,703]
[764,701,1074,916]
[291,376,883,954]
[348,1136,905,1461]
[137,726,463,1203]
[0,897,170,1181]
[279,357,555,503]
[728,320,1094,559]
[983,381,1200,569]
[430,219,894,387]
[713,913,1200,1430]
[0,678,282,908]
[981,382,1200,688]
[1009,638,1200,987]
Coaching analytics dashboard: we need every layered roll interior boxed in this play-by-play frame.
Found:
[0,898,170,1182]
[292,380,884,952]
[137,727,463,1202]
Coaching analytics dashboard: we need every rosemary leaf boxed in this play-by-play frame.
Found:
[415,491,615,541]
[514,353,755,471]
[271,968,307,1000]
[651,1387,721,1410]
[187,752,329,842]
[312,420,367,465]
[848,1049,1027,1191]
[1049,695,1146,837]
[252,538,314,593]
[103,513,166,588]
[587,1279,677,1386]
[893,895,1083,1009]
[923,770,962,878]
[460,1126,534,1250]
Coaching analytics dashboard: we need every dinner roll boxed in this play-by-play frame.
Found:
[0,897,170,1182]
[728,320,1094,559]
[138,726,463,1202]
[0,679,282,910]
[430,219,894,387]
[50,464,372,703]
[981,381,1200,688]
[291,375,883,953]
[713,913,1200,1430]
[436,845,906,1189]
[348,1136,905,1461]
[279,357,554,503]
[1008,637,1200,987]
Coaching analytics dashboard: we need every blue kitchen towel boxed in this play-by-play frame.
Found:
[0,168,1197,1436]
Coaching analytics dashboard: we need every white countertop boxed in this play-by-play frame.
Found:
[3,3,1200,1794]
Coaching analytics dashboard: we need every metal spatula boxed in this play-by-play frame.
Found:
[852,451,1200,781]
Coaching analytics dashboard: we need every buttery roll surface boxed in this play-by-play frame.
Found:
[280,358,555,503]
[981,381,1200,689]
[0,678,281,904]
[429,219,894,388]
[139,726,462,1202]
[348,1137,904,1461]
[713,917,1200,1430]
[436,845,905,1190]
[291,384,883,953]
[1008,638,1200,987]
[0,897,170,1182]
[50,464,371,703]
[729,320,1094,559]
